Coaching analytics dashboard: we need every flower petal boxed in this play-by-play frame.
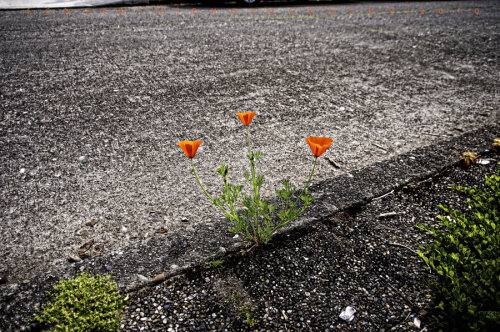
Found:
[178,140,203,158]
[236,112,256,126]
[305,136,333,157]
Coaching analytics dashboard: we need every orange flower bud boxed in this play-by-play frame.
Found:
[178,140,202,159]
[305,136,333,157]
[236,112,256,126]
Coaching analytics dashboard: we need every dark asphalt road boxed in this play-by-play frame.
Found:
[0,1,499,283]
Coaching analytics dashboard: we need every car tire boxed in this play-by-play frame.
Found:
[238,0,260,6]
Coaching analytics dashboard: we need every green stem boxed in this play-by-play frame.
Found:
[223,176,239,222]
[191,159,231,216]
[246,126,252,157]
[247,126,257,196]
[246,126,259,242]
[295,157,317,205]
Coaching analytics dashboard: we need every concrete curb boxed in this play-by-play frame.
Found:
[1,123,498,331]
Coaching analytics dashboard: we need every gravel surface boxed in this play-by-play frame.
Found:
[0,128,498,331]
[1,0,499,295]
[120,152,500,331]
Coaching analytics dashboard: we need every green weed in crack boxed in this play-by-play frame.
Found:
[417,162,500,331]
[205,255,225,273]
[233,291,257,329]
[33,272,127,332]
[214,275,258,330]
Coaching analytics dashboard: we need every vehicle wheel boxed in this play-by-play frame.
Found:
[238,0,260,6]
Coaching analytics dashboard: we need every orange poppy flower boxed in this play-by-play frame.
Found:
[177,140,202,159]
[236,112,256,126]
[305,136,333,157]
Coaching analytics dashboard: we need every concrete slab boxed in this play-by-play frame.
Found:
[0,0,148,10]
[1,123,498,331]
[0,1,498,322]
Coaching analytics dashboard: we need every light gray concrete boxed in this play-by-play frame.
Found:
[0,0,148,9]
[0,1,499,283]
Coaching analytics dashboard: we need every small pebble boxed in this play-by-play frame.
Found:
[137,274,148,282]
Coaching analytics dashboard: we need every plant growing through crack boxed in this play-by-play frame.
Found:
[178,112,333,246]
[234,292,256,328]
[417,162,500,331]
[33,272,127,332]
[214,275,259,330]
[205,255,225,273]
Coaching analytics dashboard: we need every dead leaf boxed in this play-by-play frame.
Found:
[94,244,105,255]
[76,229,89,237]
[77,251,91,259]
[326,157,341,169]
[79,239,95,251]
[68,255,82,263]
[85,220,97,227]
